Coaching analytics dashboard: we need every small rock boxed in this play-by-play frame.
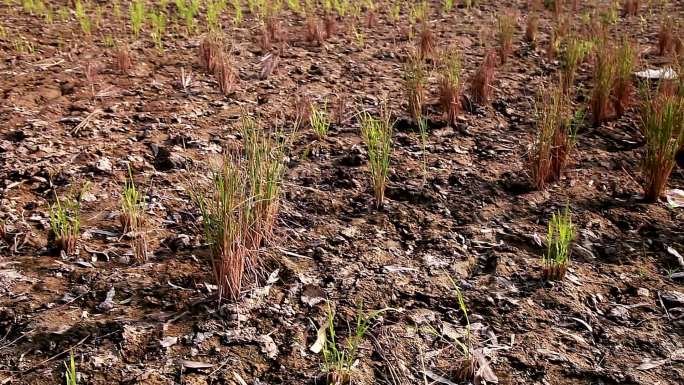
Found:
[661,290,684,307]
[95,157,113,173]
[608,306,629,321]
[637,288,650,298]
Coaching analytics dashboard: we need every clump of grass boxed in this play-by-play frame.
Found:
[590,39,616,126]
[613,38,636,118]
[50,191,81,255]
[198,36,238,95]
[657,16,676,57]
[294,93,312,129]
[324,15,337,38]
[525,14,539,44]
[560,35,592,94]
[231,0,243,25]
[83,60,99,97]
[599,1,619,25]
[148,9,167,51]
[388,2,401,23]
[206,0,225,32]
[129,0,145,38]
[114,44,132,74]
[351,25,365,49]
[214,56,237,96]
[259,25,272,52]
[623,0,639,16]
[195,116,286,301]
[403,52,427,122]
[443,0,454,13]
[409,0,428,24]
[542,206,575,281]
[74,0,92,36]
[468,50,497,105]
[305,16,324,45]
[321,303,386,385]
[331,93,348,125]
[64,350,77,385]
[310,100,330,139]
[120,170,145,233]
[418,22,435,61]
[497,13,516,65]
[359,106,394,209]
[451,283,475,380]
[438,47,462,125]
[175,0,201,35]
[240,116,286,253]
[199,33,222,73]
[530,81,580,190]
[640,85,684,202]
[462,0,477,9]
[195,156,249,302]
[120,169,148,261]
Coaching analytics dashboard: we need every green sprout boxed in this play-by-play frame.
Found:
[310,101,330,139]
[64,350,77,385]
[542,206,575,280]
[359,106,394,209]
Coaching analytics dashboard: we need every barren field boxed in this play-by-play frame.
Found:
[1,0,683,384]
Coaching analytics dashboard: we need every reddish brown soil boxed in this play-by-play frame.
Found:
[1,1,683,385]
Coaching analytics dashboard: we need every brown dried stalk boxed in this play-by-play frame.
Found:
[418,22,435,61]
[468,50,497,105]
[305,17,324,45]
[525,14,539,44]
[199,34,222,73]
[214,57,237,95]
[622,0,639,16]
[114,45,132,74]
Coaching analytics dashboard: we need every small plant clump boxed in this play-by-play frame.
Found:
[468,50,497,105]
[74,0,91,36]
[148,8,167,51]
[64,350,77,385]
[418,22,435,61]
[560,35,592,94]
[530,81,580,190]
[640,85,684,202]
[129,0,145,38]
[305,16,324,45]
[542,206,575,281]
[214,56,238,96]
[195,116,286,302]
[613,38,636,117]
[359,107,394,209]
[198,35,238,96]
[403,52,427,121]
[321,303,386,385]
[120,170,148,261]
[657,16,676,57]
[176,0,201,35]
[310,100,331,139]
[438,47,462,125]
[451,283,476,380]
[497,13,516,65]
[622,0,639,16]
[525,14,539,44]
[115,45,132,74]
[49,192,81,255]
[199,33,222,73]
[590,39,616,126]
